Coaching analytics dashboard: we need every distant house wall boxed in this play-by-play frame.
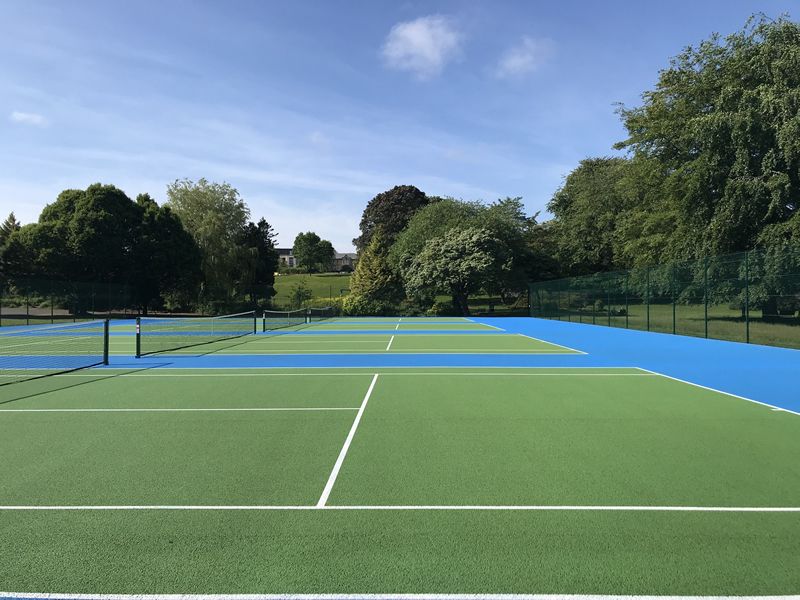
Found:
[332,252,358,272]
[276,248,298,268]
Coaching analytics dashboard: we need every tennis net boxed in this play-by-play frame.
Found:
[136,311,257,357]
[308,307,336,322]
[0,319,109,386]
[262,309,307,332]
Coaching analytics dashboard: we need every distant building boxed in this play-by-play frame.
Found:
[333,252,358,272]
[277,247,357,272]
[276,248,298,268]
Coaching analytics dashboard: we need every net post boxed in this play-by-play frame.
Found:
[135,317,141,358]
[253,312,257,335]
[103,319,110,365]
[306,309,310,324]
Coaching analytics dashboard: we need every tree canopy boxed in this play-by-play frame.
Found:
[292,231,335,273]
[353,185,430,251]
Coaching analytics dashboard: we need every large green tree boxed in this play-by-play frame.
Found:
[237,218,279,305]
[391,197,533,303]
[404,227,509,316]
[1,185,202,313]
[353,185,430,251]
[166,178,250,302]
[615,15,800,257]
[131,194,203,314]
[343,228,404,316]
[292,231,335,273]
[0,213,21,249]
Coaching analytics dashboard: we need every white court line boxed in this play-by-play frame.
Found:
[640,368,800,417]
[316,373,379,507]
[516,333,587,355]
[0,505,797,512]
[463,317,506,331]
[17,366,648,375]
[7,595,798,600]
[395,322,400,330]
[0,407,358,413]
[386,336,395,351]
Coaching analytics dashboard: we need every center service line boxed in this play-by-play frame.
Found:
[316,373,379,507]
[385,335,395,351]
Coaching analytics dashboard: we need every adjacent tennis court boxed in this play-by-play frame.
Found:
[1,313,799,595]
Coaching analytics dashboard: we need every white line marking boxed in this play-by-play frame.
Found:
[639,368,800,417]
[395,322,400,330]
[386,335,395,351]
[2,370,653,378]
[0,505,797,512]
[515,333,586,354]
[0,407,358,413]
[6,594,799,600]
[316,373,379,507]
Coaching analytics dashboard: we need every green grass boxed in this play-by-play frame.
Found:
[554,302,800,348]
[0,367,799,593]
[272,272,351,308]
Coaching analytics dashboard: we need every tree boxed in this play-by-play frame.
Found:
[353,185,430,251]
[547,157,631,274]
[404,227,508,316]
[237,218,279,305]
[289,280,313,309]
[615,15,800,258]
[391,196,532,302]
[166,178,250,302]
[0,213,21,248]
[130,194,202,314]
[343,228,404,316]
[293,231,335,273]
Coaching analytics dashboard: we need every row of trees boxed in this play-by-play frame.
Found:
[542,15,800,277]
[0,180,280,314]
[344,186,542,315]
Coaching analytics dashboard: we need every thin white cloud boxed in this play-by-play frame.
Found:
[495,37,554,79]
[381,15,463,80]
[9,110,48,127]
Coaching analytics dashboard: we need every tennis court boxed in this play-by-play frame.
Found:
[1,313,799,596]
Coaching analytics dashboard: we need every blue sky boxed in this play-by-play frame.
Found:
[1,1,795,251]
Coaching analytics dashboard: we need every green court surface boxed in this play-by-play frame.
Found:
[1,367,799,594]
[108,330,578,355]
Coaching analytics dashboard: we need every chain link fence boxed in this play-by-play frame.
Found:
[529,246,800,349]
[0,277,134,326]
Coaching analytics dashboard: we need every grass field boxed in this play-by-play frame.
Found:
[272,272,351,308]
[1,315,799,595]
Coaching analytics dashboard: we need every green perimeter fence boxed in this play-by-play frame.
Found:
[0,277,133,326]
[529,246,800,350]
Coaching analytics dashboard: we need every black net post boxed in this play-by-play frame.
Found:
[103,319,110,365]
[26,294,30,326]
[135,317,141,358]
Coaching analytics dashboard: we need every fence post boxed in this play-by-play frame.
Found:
[745,251,750,344]
[26,294,30,326]
[103,319,110,365]
[671,264,676,335]
[704,256,709,339]
[567,291,571,322]
[624,274,629,329]
[607,289,611,327]
[50,292,54,325]
[646,267,650,331]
